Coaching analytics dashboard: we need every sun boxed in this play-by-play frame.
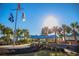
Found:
[42,14,60,28]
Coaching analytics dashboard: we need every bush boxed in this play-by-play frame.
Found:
[17,39,28,44]
[0,36,12,45]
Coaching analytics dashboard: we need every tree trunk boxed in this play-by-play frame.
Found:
[63,29,66,43]
[55,31,56,43]
[73,31,77,44]
[45,32,48,43]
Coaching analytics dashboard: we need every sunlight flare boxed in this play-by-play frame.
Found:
[42,14,60,28]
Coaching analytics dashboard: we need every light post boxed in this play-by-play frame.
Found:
[11,4,24,46]
[13,9,18,45]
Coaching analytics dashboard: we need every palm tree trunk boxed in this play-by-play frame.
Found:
[73,31,77,44]
[59,37,61,44]
[55,31,56,43]
[45,32,48,43]
[63,29,66,43]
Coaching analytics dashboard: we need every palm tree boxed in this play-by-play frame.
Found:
[57,27,62,35]
[41,26,49,43]
[0,24,5,34]
[2,27,13,44]
[41,26,49,35]
[21,29,29,43]
[2,27,13,36]
[70,22,78,42]
[41,28,44,35]
[62,24,67,42]
[16,28,22,40]
[22,29,29,40]
[48,28,52,34]
[66,26,72,34]
[52,26,58,43]
[57,27,63,44]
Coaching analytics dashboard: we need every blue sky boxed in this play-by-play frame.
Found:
[0,3,79,35]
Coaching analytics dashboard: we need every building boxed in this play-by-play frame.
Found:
[29,35,58,43]
[65,33,79,45]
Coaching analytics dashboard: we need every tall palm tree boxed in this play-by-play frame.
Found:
[66,26,71,34]
[57,27,62,35]
[41,26,49,43]
[41,26,49,35]
[70,22,78,42]
[52,26,58,43]
[41,28,44,35]
[57,27,63,44]
[62,24,67,42]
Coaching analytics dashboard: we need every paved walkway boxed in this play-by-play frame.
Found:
[0,44,31,49]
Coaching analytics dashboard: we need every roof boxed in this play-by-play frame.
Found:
[66,33,79,37]
[18,33,79,39]
[29,35,57,39]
